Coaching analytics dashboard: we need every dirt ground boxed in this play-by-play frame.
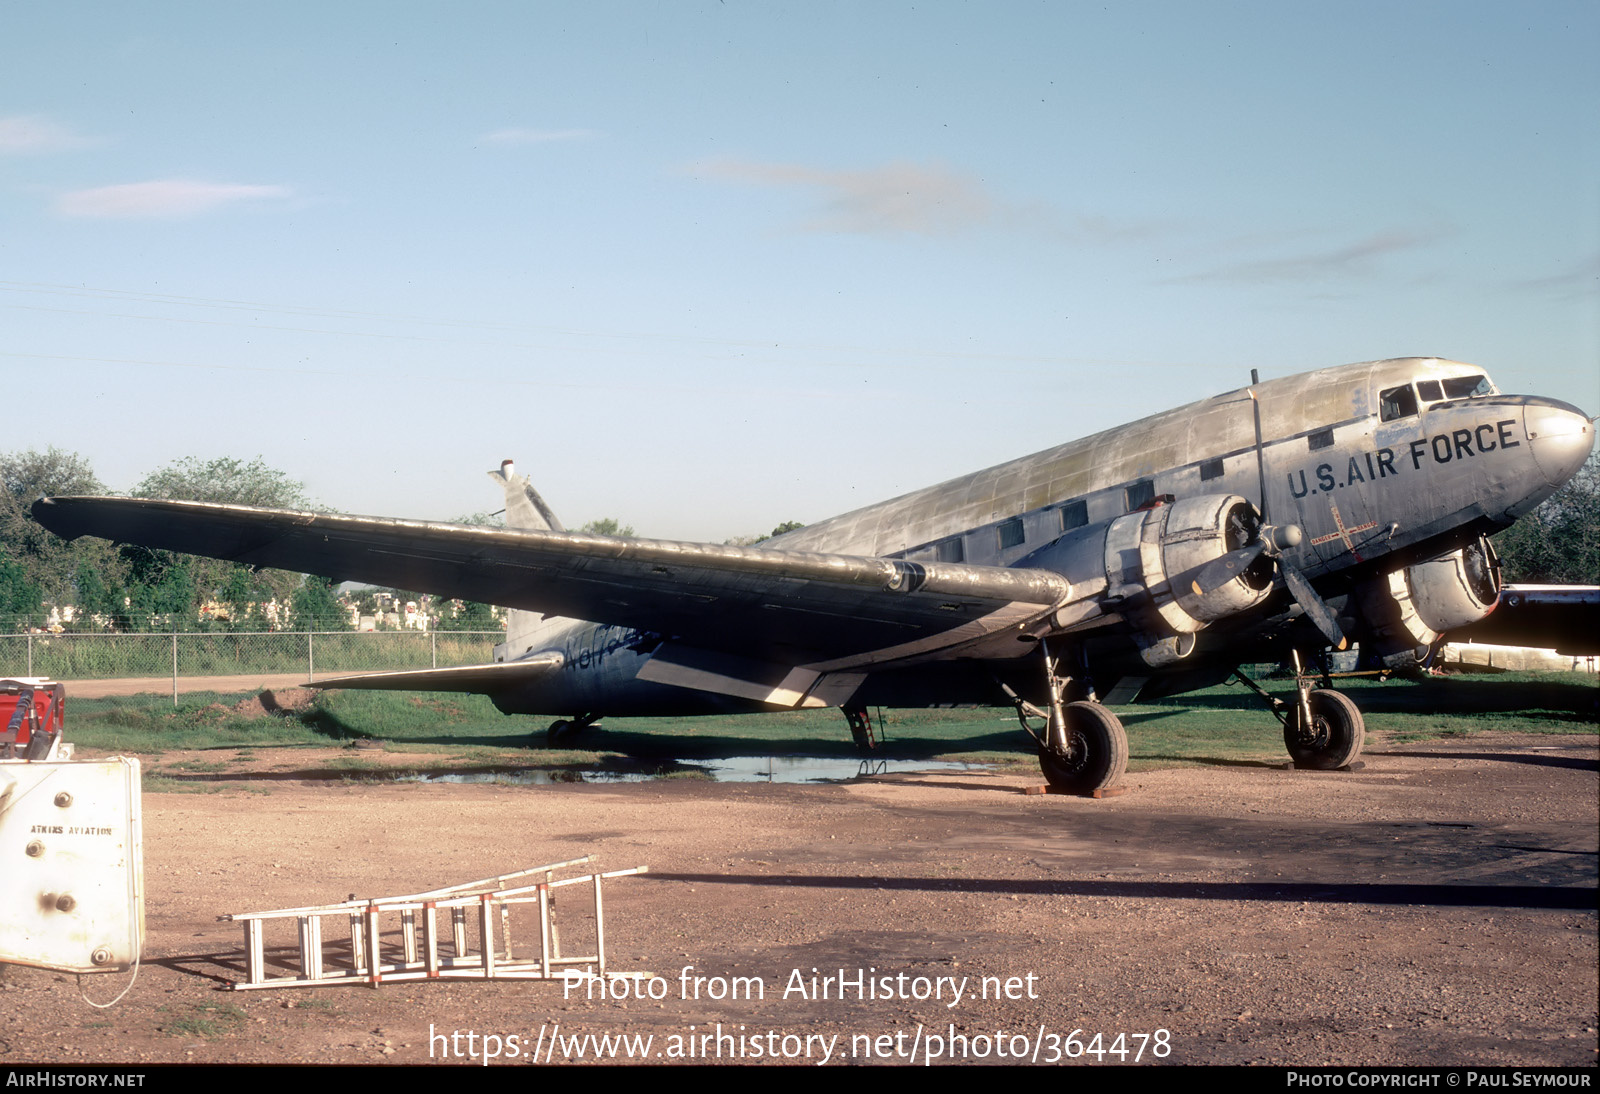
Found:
[2,730,1595,1068]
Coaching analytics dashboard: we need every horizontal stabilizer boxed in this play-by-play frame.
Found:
[308,652,563,693]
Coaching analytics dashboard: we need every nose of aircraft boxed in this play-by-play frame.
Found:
[1524,398,1595,488]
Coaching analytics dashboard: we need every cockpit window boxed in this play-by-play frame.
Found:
[1379,384,1418,422]
[1440,374,1494,399]
[1416,379,1443,402]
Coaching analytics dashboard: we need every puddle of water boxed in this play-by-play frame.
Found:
[698,756,980,783]
[408,756,984,786]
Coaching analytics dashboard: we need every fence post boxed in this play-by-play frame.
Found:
[431,631,437,669]
[308,631,314,684]
[26,633,32,677]
[171,630,178,707]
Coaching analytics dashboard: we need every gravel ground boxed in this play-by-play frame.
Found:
[1,731,1594,1068]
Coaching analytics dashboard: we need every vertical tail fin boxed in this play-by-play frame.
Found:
[494,459,566,533]
[488,460,573,660]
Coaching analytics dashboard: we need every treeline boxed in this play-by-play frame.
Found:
[1491,451,1599,585]
[1,449,469,633]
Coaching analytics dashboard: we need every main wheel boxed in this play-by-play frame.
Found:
[1038,701,1128,794]
[1283,688,1364,769]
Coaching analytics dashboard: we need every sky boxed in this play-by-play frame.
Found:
[4,1,1597,542]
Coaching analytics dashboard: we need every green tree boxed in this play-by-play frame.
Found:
[0,555,42,621]
[132,456,312,509]
[724,520,806,546]
[124,455,316,629]
[1,448,125,625]
[1494,452,1600,585]
[72,559,122,627]
[291,576,350,631]
[579,517,635,537]
[452,511,505,528]
[117,546,195,629]
[433,598,500,631]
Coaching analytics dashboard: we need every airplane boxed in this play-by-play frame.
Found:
[1446,584,1600,657]
[32,357,1595,793]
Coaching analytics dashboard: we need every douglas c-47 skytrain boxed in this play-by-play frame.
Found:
[34,357,1595,793]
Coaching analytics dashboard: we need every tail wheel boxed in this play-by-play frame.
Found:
[1039,701,1128,794]
[1284,689,1364,770]
[545,717,599,746]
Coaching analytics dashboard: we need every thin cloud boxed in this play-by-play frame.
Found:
[479,127,600,146]
[0,114,95,155]
[1172,228,1447,284]
[694,156,1169,244]
[54,180,293,219]
[697,157,1002,236]
[1509,253,1600,301]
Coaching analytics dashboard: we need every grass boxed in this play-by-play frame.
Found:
[162,1001,247,1038]
[0,630,501,680]
[69,691,337,754]
[62,670,1595,783]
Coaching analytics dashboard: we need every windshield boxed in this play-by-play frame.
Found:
[1440,374,1495,399]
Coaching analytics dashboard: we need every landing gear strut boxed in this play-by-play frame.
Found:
[1011,641,1128,794]
[1039,701,1129,793]
[1283,688,1364,770]
[1231,650,1364,770]
[544,712,601,747]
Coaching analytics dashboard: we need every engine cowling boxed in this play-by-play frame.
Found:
[1355,536,1501,667]
[1021,494,1274,667]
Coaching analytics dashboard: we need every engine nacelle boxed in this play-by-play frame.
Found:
[1021,494,1274,667]
[1355,536,1501,667]
[1409,537,1500,632]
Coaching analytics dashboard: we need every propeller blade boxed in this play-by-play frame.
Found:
[1249,385,1271,527]
[1189,542,1268,597]
[1280,559,1347,650]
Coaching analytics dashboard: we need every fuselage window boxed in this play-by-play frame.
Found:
[1125,480,1155,510]
[1379,384,1418,422]
[1059,500,1087,531]
[1307,428,1335,451]
[934,537,965,564]
[997,518,1025,550]
[1199,457,1224,481]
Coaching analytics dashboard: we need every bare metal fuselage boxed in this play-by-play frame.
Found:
[487,357,1593,718]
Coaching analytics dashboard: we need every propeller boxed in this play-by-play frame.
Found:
[1189,377,1347,650]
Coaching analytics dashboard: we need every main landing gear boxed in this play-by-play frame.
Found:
[543,712,601,747]
[1007,641,1128,795]
[1232,650,1365,770]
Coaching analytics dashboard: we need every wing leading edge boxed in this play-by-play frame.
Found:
[33,497,1073,669]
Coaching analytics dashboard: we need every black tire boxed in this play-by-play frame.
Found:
[1038,701,1128,794]
[545,719,573,746]
[1283,689,1364,769]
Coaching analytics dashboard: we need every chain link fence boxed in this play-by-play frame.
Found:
[0,631,504,683]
